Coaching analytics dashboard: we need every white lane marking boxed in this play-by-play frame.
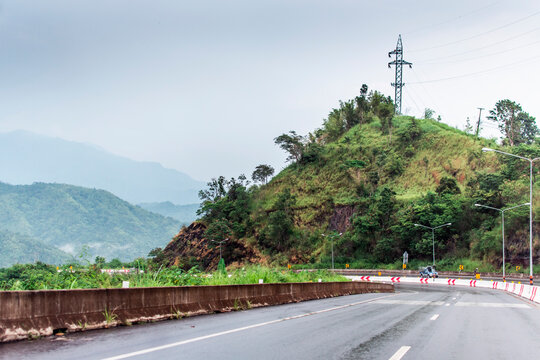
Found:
[389,346,411,360]
[452,297,456,300]
[430,314,439,321]
[455,302,529,308]
[374,300,445,306]
[445,303,450,306]
[102,293,396,360]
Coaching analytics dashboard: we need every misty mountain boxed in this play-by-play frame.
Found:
[138,202,199,224]
[0,130,205,204]
[0,229,73,268]
[0,182,181,263]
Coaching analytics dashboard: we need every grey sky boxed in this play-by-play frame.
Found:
[0,1,538,182]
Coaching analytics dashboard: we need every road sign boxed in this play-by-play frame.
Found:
[403,251,408,264]
[402,264,407,269]
[287,264,291,269]
[516,266,521,271]
[345,263,349,269]
[459,264,464,270]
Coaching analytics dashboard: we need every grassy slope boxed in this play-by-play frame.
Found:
[255,117,500,229]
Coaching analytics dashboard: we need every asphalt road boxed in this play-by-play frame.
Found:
[2,284,540,360]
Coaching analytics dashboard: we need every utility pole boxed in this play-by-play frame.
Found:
[475,107,484,138]
[388,34,412,115]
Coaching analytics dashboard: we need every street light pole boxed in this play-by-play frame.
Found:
[322,232,342,270]
[475,203,530,281]
[414,223,452,266]
[483,147,540,285]
[211,239,228,263]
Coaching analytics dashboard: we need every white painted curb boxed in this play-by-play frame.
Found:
[346,275,540,304]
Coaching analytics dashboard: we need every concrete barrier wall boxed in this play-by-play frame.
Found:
[0,281,393,342]
[348,275,540,304]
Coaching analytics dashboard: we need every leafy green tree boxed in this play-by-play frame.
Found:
[262,189,296,252]
[274,131,305,163]
[252,164,275,185]
[436,177,461,195]
[424,108,435,119]
[94,256,106,267]
[323,108,346,142]
[517,111,538,145]
[204,218,232,241]
[488,99,538,146]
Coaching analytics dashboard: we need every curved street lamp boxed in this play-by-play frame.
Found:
[483,147,540,285]
[414,223,452,266]
[475,203,530,281]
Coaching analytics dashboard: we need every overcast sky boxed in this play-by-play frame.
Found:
[0,1,538,181]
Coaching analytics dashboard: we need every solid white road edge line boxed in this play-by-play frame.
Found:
[101,293,397,360]
[430,314,439,321]
[389,346,411,360]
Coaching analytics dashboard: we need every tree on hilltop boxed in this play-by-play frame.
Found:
[274,131,305,163]
[252,164,274,185]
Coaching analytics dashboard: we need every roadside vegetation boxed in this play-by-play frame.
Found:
[0,261,346,291]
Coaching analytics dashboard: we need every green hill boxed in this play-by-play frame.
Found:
[164,88,540,271]
[0,230,72,267]
[0,182,181,265]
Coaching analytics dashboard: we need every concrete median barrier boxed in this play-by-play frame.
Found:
[0,281,393,342]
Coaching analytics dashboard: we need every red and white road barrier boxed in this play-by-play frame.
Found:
[347,275,540,304]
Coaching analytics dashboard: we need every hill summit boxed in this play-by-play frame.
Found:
[161,88,540,270]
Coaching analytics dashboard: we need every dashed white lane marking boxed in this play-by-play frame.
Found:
[374,299,529,309]
[452,297,456,300]
[389,346,411,360]
[455,302,530,308]
[375,300,444,306]
[101,293,396,360]
[430,314,440,321]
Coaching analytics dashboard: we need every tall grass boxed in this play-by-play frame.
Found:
[0,264,346,290]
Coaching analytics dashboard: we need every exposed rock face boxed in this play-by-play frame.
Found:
[329,205,355,234]
[162,222,260,270]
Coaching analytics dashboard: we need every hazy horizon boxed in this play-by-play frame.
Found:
[0,1,537,181]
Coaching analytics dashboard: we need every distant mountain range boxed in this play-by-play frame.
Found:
[0,182,181,266]
[138,202,199,224]
[0,130,205,204]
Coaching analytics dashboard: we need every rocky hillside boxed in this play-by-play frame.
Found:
[161,222,261,269]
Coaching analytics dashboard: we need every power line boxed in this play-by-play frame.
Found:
[410,9,540,53]
[419,26,540,63]
[403,87,423,116]
[410,68,443,117]
[419,37,540,65]
[408,54,540,84]
[403,1,501,36]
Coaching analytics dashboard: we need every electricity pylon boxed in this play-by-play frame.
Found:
[388,34,412,115]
